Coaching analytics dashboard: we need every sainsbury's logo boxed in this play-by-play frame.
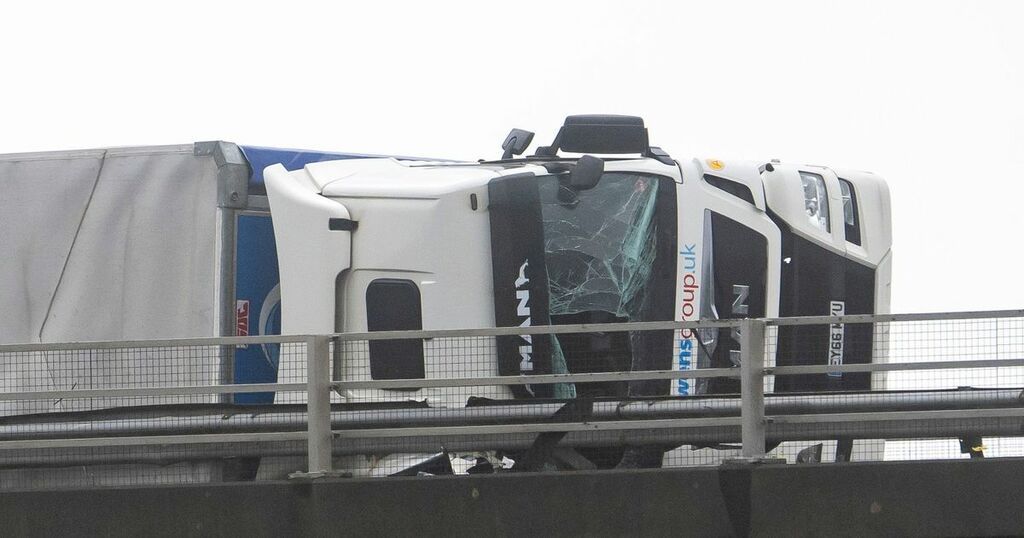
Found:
[236,300,250,344]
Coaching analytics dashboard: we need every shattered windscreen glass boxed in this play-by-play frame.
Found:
[538,172,659,321]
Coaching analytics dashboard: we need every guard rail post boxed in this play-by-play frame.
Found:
[306,335,333,475]
[739,318,767,459]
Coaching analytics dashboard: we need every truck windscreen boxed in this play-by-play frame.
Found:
[488,170,675,399]
[538,172,659,320]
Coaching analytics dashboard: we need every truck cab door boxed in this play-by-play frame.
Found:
[676,159,782,395]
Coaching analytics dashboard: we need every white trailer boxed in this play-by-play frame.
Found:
[0,142,388,409]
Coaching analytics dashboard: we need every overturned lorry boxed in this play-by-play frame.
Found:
[0,115,891,476]
[267,115,892,404]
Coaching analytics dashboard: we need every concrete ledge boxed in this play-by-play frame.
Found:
[2,458,1024,536]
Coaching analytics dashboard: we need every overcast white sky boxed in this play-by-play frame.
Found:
[2,0,1021,314]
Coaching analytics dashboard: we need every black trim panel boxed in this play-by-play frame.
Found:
[328,218,358,231]
[704,174,755,205]
[838,178,861,246]
[488,174,556,398]
[706,212,768,394]
[366,279,425,382]
[767,210,876,392]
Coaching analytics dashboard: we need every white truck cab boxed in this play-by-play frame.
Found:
[265,115,892,407]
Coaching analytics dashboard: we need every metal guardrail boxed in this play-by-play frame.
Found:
[0,310,1022,479]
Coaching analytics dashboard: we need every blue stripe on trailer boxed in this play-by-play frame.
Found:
[233,214,281,404]
[239,145,438,191]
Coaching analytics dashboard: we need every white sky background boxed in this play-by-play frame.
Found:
[1,0,1021,314]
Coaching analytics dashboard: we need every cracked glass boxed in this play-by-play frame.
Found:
[538,172,660,321]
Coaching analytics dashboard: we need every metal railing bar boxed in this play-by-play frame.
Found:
[0,431,308,451]
[740,319,767,459]
[764,309,1024,326]
[0,370,739,401]
[4,355,1023,401]
[332,417,743,439]
[0,334,311,353]
[329,320,737,341]
[767,407,1024,424]
[332,368,739,390]
[0,320,732,352]
[1,308,1020,352]
[2,359,1021,401]
[0,383,309,401]
[2,408,1024,454]
[768,358,1024,376]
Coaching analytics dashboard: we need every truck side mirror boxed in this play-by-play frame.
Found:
[501,128,535,160]
[568,155,604,190]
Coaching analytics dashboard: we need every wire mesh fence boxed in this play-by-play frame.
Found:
[766,313,1024,463]
[0,311,1022,489]
[0,337,310,489]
